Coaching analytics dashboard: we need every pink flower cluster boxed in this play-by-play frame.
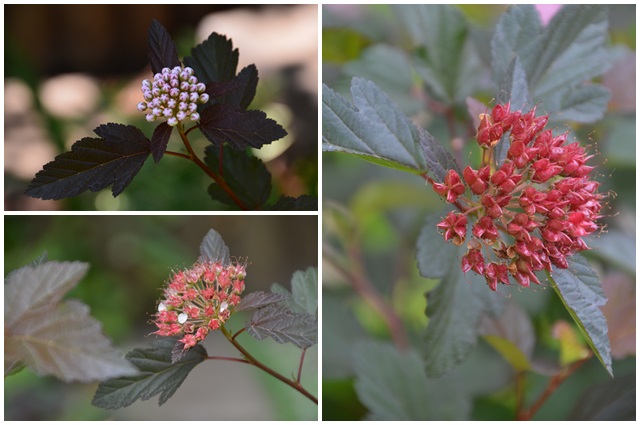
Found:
[434,103,603,291]
[137,66,209,126]
[153,260,247,349]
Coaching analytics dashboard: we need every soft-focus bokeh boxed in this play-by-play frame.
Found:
[323,4,635,420]
[5,4,318,210]
[4,215,318,420]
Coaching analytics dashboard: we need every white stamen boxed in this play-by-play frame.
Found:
[220,302,229,313]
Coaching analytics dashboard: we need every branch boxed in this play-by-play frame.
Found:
[324,246,410,351]
[220,325,318,404]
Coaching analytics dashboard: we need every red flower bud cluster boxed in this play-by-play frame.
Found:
[152,260,247,349]
[434,103,603,291]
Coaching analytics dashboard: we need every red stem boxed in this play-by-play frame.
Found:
[220,325,317,404]
[175,123,249,210]
[324,246,410,351]
[516,357,589,420]
[297,348,307,384]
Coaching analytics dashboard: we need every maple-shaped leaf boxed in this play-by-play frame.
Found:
[92,337,207,409]
[204,144,272,209]
[5,261,137,382]
[147,19,180,74]
[246,303,317,349]
[199,104,287,150]
[151,122,172,163]
[183,32,238,85]
[25,123,152,200]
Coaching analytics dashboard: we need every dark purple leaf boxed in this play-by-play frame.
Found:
[226,65,258,109]
[204,65,258,110]
[199,104,287,150]
[151,122,172,163]
[204,144,272,209]
[246,304,317,349]
[170,340,187,364]
[183,32,238,84]
[92,337,207,409]
[417,126,460,183]
[236,291,288,312]
[147,19,180,75]
[198,228,230,265]
[25,124,152,200]
[205,80,243,100]
[268,195,318,211]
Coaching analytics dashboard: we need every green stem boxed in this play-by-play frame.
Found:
[175,123,249,210]
[220,325,318,404]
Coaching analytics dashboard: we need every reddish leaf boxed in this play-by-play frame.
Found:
[25,124,152,199]
[147,19,180,75]
[236,291,288,312]
[199,104,287,150]
[151,122,172,163]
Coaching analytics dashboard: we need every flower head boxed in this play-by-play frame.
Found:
[431,103,604,291]
[152,259,247,349]
[137,66,208,126]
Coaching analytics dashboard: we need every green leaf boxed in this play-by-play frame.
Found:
[322,291,367,379]
[491,5,542,90]
[479,302,535,372]
[601,116,636,168]
[6,300,138,383]
[422,255,503,377]
[416,211,458,279]
[546,254,612,376]
[418,126,460,183]
[198,228,230,265]
[290,267,318,316]
[204,144,272,209]
[92,337,207,409]
[394,4,481,104]
[494,57,531,165]
[353,341,471,420]
[183,32,238,84]
[491,5,611,123]
[527,5,610,90]
[569,373,635,420]
[553,84,610,122]
[322,78,428,173]
[343,44,421,115]
[586,229,635,275]
[322,27,371,64]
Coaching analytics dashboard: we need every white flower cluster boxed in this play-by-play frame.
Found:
[137,66,209,127]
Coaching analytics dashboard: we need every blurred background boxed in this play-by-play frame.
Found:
[322,4,635,420]
[5,4,318,210]
[4,215,318,420]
